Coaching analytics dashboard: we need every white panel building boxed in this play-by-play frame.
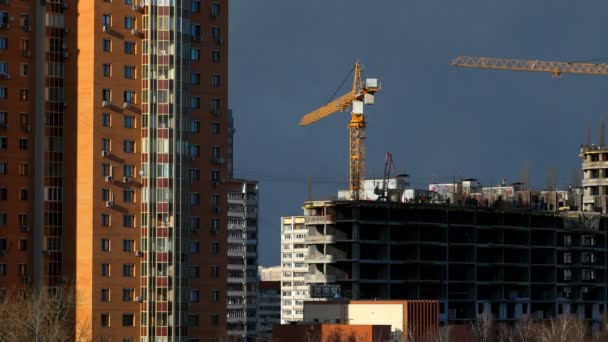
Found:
[280,216,309,323]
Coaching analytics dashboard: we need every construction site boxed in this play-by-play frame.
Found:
[289,58,608,327]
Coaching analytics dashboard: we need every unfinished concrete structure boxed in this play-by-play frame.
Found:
[303,200,607,323]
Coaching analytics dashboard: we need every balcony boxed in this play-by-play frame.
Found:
[305,252,336,264]
[306,235,336,244]
[305,215,335,225]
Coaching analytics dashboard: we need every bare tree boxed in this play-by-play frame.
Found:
[0,286,90,342]
[470,313,495,342]
[531,314,586,342]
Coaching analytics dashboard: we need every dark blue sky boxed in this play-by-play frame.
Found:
[229,0,608,266]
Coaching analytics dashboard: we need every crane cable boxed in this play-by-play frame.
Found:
[324,64,355,105]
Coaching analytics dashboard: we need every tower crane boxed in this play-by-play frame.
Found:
[299,61,380,200]
[451,56,608,77]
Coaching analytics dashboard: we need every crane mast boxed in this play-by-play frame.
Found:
[299,61,380,200]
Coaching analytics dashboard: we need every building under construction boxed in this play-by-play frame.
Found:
[303,200,607,324]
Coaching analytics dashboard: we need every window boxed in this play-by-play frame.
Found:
[211,314,219,326]
[211,75,220,87]
[103,39,111,52]
[211,50,220,63]
[190,193,200,206]
[19,89,28,101]
[190,73,200,85]
[18,239,27,251]
[103,64,111,77]
[101,313,110,327]
[0,162,6,175]
[102,138,110,151]
[211,122,220,134]
[102,89,111,101]
[123,140,135,153]
[190,96,200,109]
[122,190,135,203]
[0,111,5,125]
[211,242,219,255]
[19,138,28,150]
[211,170,220,182]
[123,239,134,252]
[0,88,6,99]
[191,24,201,40]
[211,98,221,113]
[191,0,201,13]
[124,41,135,54]
[124,116,135,128]
[124,17,135,30]
[122,264,134,277]
[0,188,6,200]
[189,169,200,181]
[190,217,200,230]
[189,266,200,279]
[101,188,110,201]
[101,238,110,252]
[189,314,200,327]
[211,290,219,302]
[101,288,110,302]
[0,213,6,225]
[211,218,219,233]
[190,120,200,133]
[20,63,28,77]
[124,90,136,104]
[122,289,134,302]
[212,27,221,41]
[123,165,134,178]
[211,3,220,17]
[0,38,6,49]
[102,14,111,27]
[19,163,27,176]
[102,113,111,127]
[101,214,110,227]
[190,241,200,254]
[101,264,110,276]
[124,66,135,79]
[189,289,199,303]
[19,189,28,201]
[191,48,200,60]
[123,214,135,228]
[211,265,219,278]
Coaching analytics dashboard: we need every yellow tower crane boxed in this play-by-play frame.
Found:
[451,55,608,77]
[299,61,380,200]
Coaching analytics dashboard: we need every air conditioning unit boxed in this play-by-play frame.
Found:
[123,102,129,108]
[134,296,143,302]
[135,250,143,257]
[122,177,130,183]
[102,25,109,32]
[101,100,110,108]
[22,25,30,31]
[104,175,112,182]
[62,51,69,58]
[1,74,10,80]
[21,50,30,57]
[64,27,69,33]
[20,225,29,232]
[131,4,141,11]
[130,29,139,35]
[62,1,68,9]
[101,150,109,157]
[105,201,114,208]
[23,125,31,132]
[214,207,221,214]
[0,23,9,30]
[21,276,30,283]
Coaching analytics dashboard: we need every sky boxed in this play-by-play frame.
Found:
[228,0,608,266]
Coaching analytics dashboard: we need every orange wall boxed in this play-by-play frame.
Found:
[273,324,391,342]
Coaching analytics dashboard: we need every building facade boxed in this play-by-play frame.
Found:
[226,179,259,339]
[0,1,230,340]
[258,265,281,281]
[256,280,280,336]
[280,216,309,323]
[304,200,607,324]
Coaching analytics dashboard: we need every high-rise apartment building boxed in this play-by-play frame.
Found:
[226,179,259,339]
[280,216,309,323]
[256,280,280,337]
[0,1,229,340]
